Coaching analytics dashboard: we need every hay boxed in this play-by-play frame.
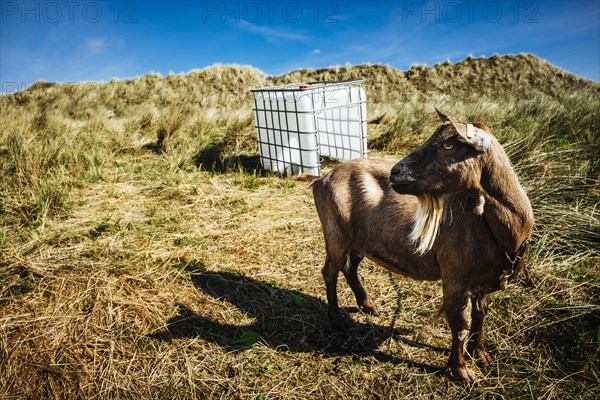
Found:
[1,56,599,399]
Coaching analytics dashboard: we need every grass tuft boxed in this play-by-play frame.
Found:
[1,55,599,399]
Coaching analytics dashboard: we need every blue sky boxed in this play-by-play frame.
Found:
[1,1,599,93]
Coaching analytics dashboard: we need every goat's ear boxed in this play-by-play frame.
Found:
[435,108,463,129]
[435,109,492,152]
[456,123,492,152]
[435,108,451,122]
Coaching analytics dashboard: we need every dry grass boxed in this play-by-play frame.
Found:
[1,54,599,399]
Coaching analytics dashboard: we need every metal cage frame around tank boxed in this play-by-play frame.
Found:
[251,79,368,176]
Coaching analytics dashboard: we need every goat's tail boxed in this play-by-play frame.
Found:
[297,174,320,184]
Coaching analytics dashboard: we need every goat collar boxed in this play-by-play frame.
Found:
[499,238,530,289]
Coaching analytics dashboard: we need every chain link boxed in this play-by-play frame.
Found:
[387,270,402,340]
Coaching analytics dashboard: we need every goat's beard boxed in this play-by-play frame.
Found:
[410,194,445,255]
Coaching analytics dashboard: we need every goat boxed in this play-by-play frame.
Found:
[312,109,534,384]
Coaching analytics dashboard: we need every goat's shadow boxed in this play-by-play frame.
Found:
[150,267,447,375]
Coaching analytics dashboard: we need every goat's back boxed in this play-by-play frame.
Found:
[311,158,511,284]
[313,158,413,229]
[312,159,444,279]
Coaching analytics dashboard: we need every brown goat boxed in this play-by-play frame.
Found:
[312,109,534,384]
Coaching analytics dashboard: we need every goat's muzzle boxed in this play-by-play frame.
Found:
[390,164,417,194]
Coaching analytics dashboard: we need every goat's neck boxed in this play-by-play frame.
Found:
[479,146,534,254]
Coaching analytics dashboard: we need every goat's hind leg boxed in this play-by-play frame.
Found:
[467,293,492,367]
[322,254,351,330]
[342,254,379,316]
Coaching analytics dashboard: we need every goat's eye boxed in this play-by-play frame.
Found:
[443,143,454,150]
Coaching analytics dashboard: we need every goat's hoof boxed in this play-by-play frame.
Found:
[448,364,478,385]
[328,312,352,331]
[468,347,492,368]
[477,351,492,368]
[360,299,379,316]
[331,318,353,331]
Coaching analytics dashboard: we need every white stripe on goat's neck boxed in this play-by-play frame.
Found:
[410,194,444,254]
[361,172,384,207]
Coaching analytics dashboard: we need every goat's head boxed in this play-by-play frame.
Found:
[390,109,494,254]
[390,109,493,197]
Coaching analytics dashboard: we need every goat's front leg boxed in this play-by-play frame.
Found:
[444,291,477,384]
[468,293,492,367]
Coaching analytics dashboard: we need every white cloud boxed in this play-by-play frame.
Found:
[234,20,311,42]
[312,48,321,55]
[83,38,107,53]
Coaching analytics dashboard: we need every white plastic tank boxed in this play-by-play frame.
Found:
[314,85,367,162]
[253,90,320,176]
[252,80,367,176]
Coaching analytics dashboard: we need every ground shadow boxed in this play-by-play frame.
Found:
[141,141,162,154]
[192,143,343,176]
[149,267,447,375]
[193,142,264,174]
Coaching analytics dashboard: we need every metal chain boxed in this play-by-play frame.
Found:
[387,270,402,340]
